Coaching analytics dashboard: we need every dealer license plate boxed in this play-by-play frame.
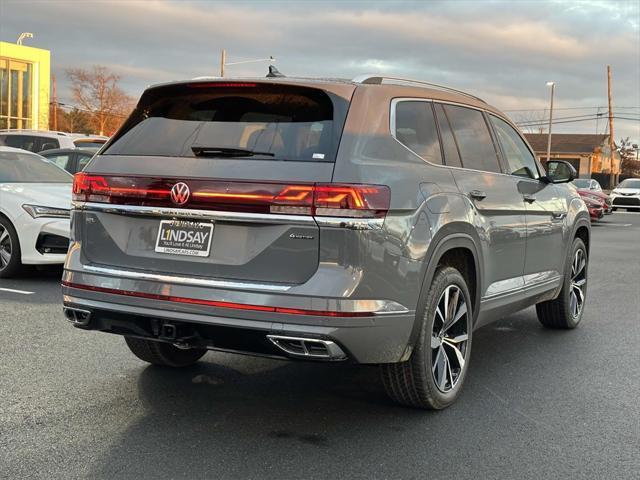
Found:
[154,220,214,257]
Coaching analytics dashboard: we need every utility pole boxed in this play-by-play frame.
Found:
[545,82,555,164]
[220,49,226,77]
[52,74,58,131]
[607,65,616,188]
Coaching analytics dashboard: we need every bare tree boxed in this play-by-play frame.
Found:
[512,110,549,134]
[618,137,640,177]
[66,66,134,135]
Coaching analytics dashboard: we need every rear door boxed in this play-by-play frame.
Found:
[77,81,353,284]
[435,103,527,298]
[488,115,565,282]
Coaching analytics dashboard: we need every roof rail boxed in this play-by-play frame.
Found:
[352,74,485,103]
[0,129,71,136]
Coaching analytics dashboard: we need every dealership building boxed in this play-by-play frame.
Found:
[0,41,50,130]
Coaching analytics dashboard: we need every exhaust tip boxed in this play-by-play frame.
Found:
[267,335,347,361]
[63,307,92,326]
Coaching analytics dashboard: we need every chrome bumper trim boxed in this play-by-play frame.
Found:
[82,264,293,292]
[68,265,411,315]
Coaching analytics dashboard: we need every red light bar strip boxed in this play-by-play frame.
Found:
[62,281,372,317]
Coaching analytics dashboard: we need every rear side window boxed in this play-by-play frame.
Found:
[104,83,348,162]
[434,104,462,168]
[39,138,60,151]
[76,153,94,171]
[43,153,72,171]
[489,115,539,179]
[2,135,38,152]
[444,105,501,173]
[393,101,442,164]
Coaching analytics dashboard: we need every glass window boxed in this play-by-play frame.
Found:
[43,153,72,171]
[76,153,94,171]
[38,138,60,152]
[73,140,106,148]
[104,83,348,162]
[434,104,462,168]
[0,59,32,129]
[393,101,442,164]
[2,134,37,152]
[489,115,539,179]
[618,179,640,189]
[444,105,501,173]
[0,151,73,183]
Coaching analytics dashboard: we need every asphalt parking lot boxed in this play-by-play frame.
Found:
[1,213,639,480]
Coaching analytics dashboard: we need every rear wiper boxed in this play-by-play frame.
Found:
[191,146,275,157]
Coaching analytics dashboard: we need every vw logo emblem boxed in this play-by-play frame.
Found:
[170,182,191,206]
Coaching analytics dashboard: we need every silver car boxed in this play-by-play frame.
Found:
[62,75,591,409]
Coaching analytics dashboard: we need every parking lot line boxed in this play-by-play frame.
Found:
[0,287,35,295]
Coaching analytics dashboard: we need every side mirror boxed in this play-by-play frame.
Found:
[545,160,576,184]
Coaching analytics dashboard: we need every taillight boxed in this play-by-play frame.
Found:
[72,174,390,218]
[314,184,390,218]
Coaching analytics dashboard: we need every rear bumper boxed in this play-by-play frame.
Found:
[62,273,416,364]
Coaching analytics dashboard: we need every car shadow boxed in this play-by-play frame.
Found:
[87,307,584,479]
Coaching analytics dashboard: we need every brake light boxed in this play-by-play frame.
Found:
[314,184,389,217]
[72,175,389,218]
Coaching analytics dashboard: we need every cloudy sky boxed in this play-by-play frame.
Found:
[2,0,639,140]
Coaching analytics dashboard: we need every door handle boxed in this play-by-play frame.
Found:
[551,212,566,221]
[469,190,487,201]
[523,194,536,203]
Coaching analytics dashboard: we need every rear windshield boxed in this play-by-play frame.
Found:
[0,151,73,183]
[103,83,349,162]
[73,140,106,148]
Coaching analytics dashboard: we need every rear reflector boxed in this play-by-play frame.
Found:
[72,173,390,218]
[61,281,372,317]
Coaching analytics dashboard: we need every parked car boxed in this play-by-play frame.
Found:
[573,178,603,192]
[575,187,612,214]
[0,147,72,277]
[0,130,107,153]
[61,75,591,409]
[582,196,604,221]
[610,178,640,211]
[68,133,109,149]
[39,147,98,174]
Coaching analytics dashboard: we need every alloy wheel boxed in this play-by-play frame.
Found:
[0,223,12,271]
[570,248,587,319]
[431,284,469,393]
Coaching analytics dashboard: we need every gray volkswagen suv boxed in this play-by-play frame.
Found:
[62,75,590,409]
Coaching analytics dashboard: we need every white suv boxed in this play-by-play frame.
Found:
[0,130,108,153]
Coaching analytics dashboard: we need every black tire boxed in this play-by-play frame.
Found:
[380,266,473,409]
[536,237,588,329]
[124,337,207,367]
[0,216,23,278]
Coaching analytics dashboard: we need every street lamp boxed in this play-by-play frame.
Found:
[16,32,33,45]
[219,49,275,77]
[545,81,555,164]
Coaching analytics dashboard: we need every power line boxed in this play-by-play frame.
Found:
[504,105,640,112]
[516,116,639,127]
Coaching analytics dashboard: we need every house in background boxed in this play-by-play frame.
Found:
[524,133,621,185]
[0,41,50,130]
